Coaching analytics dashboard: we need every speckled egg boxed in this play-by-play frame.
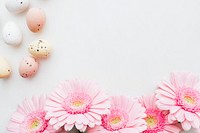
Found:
[26,8,46,32]
[2,21,22,46]
[28,39,51,58]
[6,0,30,14]
[19,57,39,78]
[0,56,11,78]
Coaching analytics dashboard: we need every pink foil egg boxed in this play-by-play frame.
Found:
[19,57,39,78]
[26,8,46,33]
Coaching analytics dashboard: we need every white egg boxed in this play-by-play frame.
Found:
[2,21,23,46]
[5,0,30,14]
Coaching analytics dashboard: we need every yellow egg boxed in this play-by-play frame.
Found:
[28,39,52,58]
[0,56,11,78]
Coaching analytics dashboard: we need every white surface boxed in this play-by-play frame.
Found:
[0,0,200,132]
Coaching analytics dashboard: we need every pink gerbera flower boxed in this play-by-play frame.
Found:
[139,94,181,133]
[45,79,111,132]
[7,95,60,133]
[156,73,200,131]
[87,96,147,133]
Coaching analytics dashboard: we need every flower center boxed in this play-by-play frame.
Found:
[102,109,128,131]
[72,100,84,107]
[23,111,48,132]
[110,116,122,124]
[64,93,92,114]
[184,95,196,105]
[143,109,165,133]
[176,88,200,112]
[30,119,40,129]
[145,115,157,128]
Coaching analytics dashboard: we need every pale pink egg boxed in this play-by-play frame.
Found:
[26,8,46,33]
[19,57,39,78]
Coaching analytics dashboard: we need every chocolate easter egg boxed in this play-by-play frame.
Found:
[26,8,46,32]
[28,39,51,58]
[19,57,39,78]
[2,21,22,46]
[0,56,11,78]
[6,0,29,14]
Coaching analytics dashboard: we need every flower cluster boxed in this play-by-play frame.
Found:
[7,73,200,133]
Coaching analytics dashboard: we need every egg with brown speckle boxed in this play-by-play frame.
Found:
[26,8,46,33]
[19,57,39,78]
[28,39,51,58]
[0,56,11,78]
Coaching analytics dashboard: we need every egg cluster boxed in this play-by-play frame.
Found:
[1,0,51,78]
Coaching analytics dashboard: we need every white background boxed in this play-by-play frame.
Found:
[0,0,200,132]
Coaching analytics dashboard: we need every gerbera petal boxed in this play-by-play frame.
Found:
[185,111,193,121]
[191,114,200,129]
[87,126,108,133]
[64,124,74,131]
[79,125,87,132]
[119,128,139,133]
[156,89,176,99]
[88,112,101,121]
[88,122,95,128]
[184,73,200,89]
[156,95,176,105]
[167,113,176,123]
[75,123,84,130]
[170,73,185,89]
[66,115,75,125]
[84,113,95,122]
[49,118,58,125]
[164,125,182,133]
[91,100,111,109]
[158,82,176,95]
[169,106,181,114]
[182,120,192,131]
[90,108,110,115]
[174,109,185,122]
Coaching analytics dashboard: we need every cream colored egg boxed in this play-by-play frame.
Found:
[0,56,11,78]
[28,39,51,58]
[19,57,39,78]
[26,8,46,32]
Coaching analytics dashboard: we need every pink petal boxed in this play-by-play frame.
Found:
[75,123,84,130]
[182,120,192,131]
[174,109,185,122]
[64,124,74,131]
[87,112,101,121]
[84,113,95,122]
[185,111,193,121]
[170,106,181,114]
[66,115,76,125]
[164,125,182,132]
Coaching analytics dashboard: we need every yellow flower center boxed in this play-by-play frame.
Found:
[184,95,195,105]
[110,116,122,124]
[30,119,40,129]
[145,115,157,128]
[72,100,84,107]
